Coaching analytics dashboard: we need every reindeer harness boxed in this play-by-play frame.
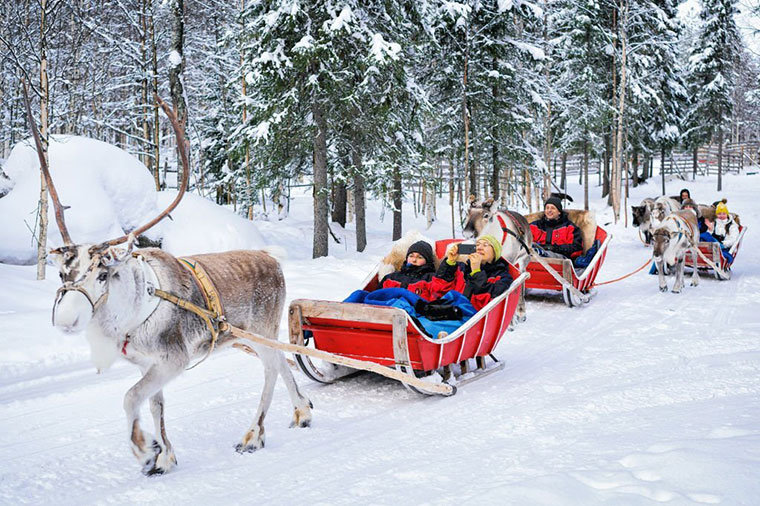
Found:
[124,254,227,369]
[496,212,531,254]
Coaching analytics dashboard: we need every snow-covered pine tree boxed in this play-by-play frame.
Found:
[549,0,612,211]
[686,0,743,191]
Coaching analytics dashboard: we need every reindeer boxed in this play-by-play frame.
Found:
[631,197,656,244]
[651,209,700,293]
[462,197,532,322]
[650,196,681,227]
[25,89,312,476]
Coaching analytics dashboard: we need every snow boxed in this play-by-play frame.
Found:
[1,146,760,504]
[327,6,352,33]
[168,50,182,68]
[156,190,265,256]
[0,136,158,264]
[369,33,401,63]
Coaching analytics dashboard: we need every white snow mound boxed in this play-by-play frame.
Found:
[156,190,266,256]
[0,135,158,264]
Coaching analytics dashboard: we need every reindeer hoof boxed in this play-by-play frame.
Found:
[659,286,667,292]
[671,288,681,294]
[235,440,265,454]
[290,406,313,428]
[140,440,163,476]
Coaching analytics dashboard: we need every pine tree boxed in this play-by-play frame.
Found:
[686,0,743,191]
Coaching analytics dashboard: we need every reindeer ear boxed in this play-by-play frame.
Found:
[483,198,494,209]
[469,195,477,207]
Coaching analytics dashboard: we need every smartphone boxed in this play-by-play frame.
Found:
[457,243,476,255]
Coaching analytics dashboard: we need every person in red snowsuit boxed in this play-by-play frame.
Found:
[530,196,583,260]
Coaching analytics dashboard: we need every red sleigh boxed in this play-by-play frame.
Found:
[288,240,529,396]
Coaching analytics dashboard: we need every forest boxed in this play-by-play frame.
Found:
[1,0,758,258]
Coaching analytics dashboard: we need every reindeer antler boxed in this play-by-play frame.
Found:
[22,79,73,245]
[100,95,189,247]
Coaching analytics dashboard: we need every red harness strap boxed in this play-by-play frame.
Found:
[496,214,510,245]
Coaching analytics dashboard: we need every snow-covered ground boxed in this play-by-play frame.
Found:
[1,163,759,505]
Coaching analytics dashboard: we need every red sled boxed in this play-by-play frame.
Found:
[685,224,746,281]
[523,210,612,307]
[288,239,530,396]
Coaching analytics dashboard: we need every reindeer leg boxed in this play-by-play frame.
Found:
[690,247,700,287]
[272,349,313,428]
[149,390,177,474]
[672,257,684,293]
[514,256,528,323]
[656,259,668,292]
[236,350,279,453]
[124,363,182,476]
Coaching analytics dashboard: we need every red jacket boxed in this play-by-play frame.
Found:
[379,264,436,300]
[431,258,513,311]
[530,212,583,259]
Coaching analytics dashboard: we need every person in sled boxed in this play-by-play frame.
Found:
[701,200,739,263]
[378,240,436,300]
[678,188,691,204]
[530,197,584,261]
[430,235,513,311]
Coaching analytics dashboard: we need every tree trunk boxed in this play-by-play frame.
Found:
[353,145,366,252]
[392,166,402,240]
[611,0,628,223]
[463,24,471,200]
[717,119,723,192]
[631,151,639,187]
[332,180,347,228]
[583,139,589,210]
[168,0,187,191]
[311,100,329,258]
[491,129,500,200]
[661,145,666,196]
[148,0,160,191]
[36,0,50,281]
[560,152,567,190]
[692,146,698,179]
[602,134,610,197]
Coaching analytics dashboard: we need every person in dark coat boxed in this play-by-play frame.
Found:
[678,188,691,204]
[529,197,583,260]
[430,235,513,311]
[378,241,436,300]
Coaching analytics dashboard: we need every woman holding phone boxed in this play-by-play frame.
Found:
[431,235,513,311]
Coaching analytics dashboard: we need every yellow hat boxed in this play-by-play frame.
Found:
[715,202,729,215]
[478,234,502,260]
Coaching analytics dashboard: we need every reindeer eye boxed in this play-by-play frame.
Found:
[97,271,108,282]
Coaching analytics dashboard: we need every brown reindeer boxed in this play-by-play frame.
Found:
[24,87,311,475]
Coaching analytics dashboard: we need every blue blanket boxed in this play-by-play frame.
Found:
[344,288,477,338]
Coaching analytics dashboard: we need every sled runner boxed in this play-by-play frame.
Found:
[686,224,746,281]
[288,239,529,396]
[523,210,611,307]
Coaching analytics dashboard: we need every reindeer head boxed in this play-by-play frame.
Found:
[652,218,687,267]
[21,85,188,334]
[462,197,495,239]
[631,205,649,227]
[49,243,134,332]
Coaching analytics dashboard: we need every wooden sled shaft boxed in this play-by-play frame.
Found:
[226,320,455,396]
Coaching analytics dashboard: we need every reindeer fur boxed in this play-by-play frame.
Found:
[651,210,700,293]
[51,246,312,475]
